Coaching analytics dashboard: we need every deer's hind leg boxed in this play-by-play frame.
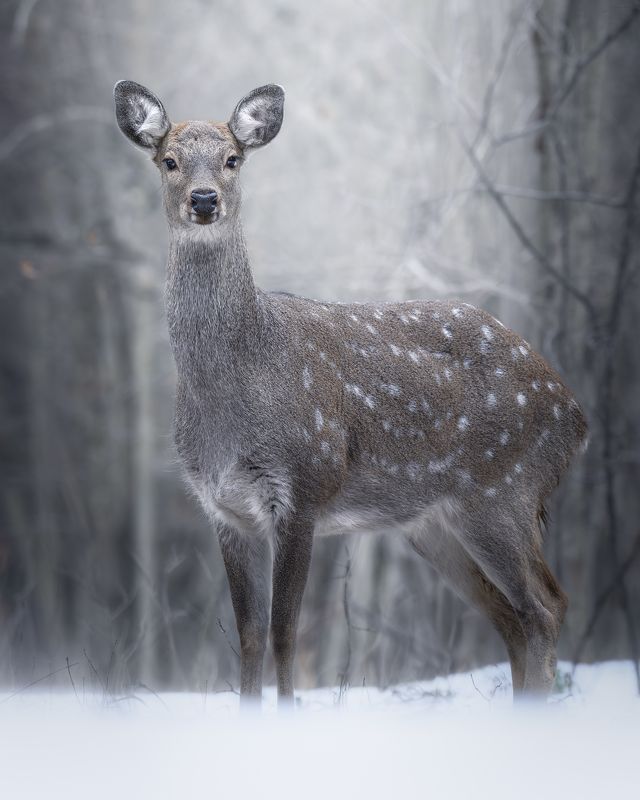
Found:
[452,502,567,697]
[408,524,527,694]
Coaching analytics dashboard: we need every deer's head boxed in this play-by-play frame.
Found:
[114,81,284,233]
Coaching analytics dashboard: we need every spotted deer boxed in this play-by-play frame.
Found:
[114,80,588,705]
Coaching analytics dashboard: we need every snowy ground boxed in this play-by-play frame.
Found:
[0,661,637,799]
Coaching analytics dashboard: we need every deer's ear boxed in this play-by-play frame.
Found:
[114,80,170,153]
[229,85,284,150]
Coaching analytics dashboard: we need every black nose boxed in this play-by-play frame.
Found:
[190,189,218,215]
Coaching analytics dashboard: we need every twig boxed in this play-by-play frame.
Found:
[217,617,240,660]
[493,2,640,147]
[338,545,353,693]
[552,2,640,113]
[66,657,78,702]
[571,532,640,669]
[0,106,113,162]
[469,672,489,702]
[472,0,534,149]
[459,133,599,327]
[0,662,79,704]
[478,185,625,209]
[83,649,105,692]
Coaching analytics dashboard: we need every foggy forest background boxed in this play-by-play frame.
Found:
[1,0,639,695]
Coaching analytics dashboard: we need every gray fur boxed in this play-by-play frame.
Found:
[114,81,588,705]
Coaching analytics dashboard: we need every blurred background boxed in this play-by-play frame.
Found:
[0,0,639,695]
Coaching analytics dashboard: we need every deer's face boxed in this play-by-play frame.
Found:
[155,122,243,229]
[114,82,284,233]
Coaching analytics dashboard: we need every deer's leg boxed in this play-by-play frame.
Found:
[454,511,565,697]
[270,516,314,706]
[217,525,271,706]
[408,527,526,694]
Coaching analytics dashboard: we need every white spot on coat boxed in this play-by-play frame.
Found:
[516,392,527,406]
[457,415,469,432]
[481,324,493,341]
[499,430,510,446]
[381,383,401,397]
[315,408,324,431]
[345,383,375,409]
[302,366,312,391]
[487,393,497,408]
[406,462,422,480]
[427,454,454,473]
[366,323,378,335]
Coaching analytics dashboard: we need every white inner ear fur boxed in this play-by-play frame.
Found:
[234,99,265,144]
[135,97,168,144]
[235,110,261,139]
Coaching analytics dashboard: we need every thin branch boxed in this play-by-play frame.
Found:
[339,545,353,690]
[11,0,40,47]
[478,185,626,209]
[459,133,599,326]
[606,137,640,338]
[66,657,79,702]
[571,533,640,668]
[0,106,113,162]
[552,1,640,112]
[216,617,240,660]
[494,2,640,147]
[0,662,79,704]
[596,137,640,692]
[472,0,536,149]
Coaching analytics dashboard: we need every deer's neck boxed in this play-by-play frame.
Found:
[166,224,264,388]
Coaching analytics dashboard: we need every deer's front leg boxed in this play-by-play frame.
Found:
[217,524,271,706]
[270,516,314,706]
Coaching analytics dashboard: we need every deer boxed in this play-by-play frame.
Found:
[114,80,588,706]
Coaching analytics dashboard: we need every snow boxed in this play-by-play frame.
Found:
[0,661,637,799]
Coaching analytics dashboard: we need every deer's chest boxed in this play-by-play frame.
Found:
[174,382,293,535]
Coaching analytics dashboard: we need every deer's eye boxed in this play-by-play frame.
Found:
[163,158,177,171]
[226,155,238,169]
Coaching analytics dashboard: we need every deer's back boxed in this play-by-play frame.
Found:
[269,294,587,531]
